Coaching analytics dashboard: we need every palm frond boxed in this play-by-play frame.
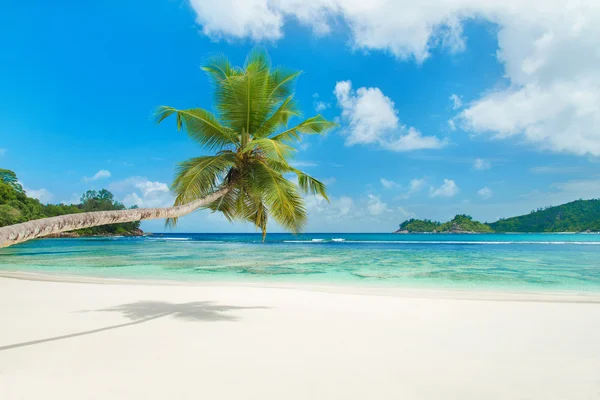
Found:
[264,160,329,200]
[211,49,272,139]
[171,153,236,203]
[248,161,307,233]
[265,68,301,106]
[201,53,243,85]
[244,138,296,162]
[296,172,329,201]
[166,153,236,227]
[156,106,238,150]
[254,96,301,138]
[270,115,337,143]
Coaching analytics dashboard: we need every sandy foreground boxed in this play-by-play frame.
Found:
[1,275,600,400]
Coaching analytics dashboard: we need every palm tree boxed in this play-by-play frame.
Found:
[0,49,335,248]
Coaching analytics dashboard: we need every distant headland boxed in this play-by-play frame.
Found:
[396,199,600,234]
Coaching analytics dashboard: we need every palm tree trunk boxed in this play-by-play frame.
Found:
[0,187,230,248]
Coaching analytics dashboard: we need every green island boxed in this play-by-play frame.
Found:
[398,199,600,233]
[0,169,143,237]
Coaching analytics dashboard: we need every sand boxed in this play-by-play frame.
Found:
[1,274,600,400]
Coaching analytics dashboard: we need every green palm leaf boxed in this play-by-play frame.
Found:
[156,107,238,150]
[244,138,296,162]
[270,115,337,143]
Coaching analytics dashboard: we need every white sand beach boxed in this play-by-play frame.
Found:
[1,274,600,400]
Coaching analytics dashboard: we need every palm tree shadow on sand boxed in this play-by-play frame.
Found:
[0,301,268,352]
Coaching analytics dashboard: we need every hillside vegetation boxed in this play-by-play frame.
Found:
[398,200,600,233]
[489,199,600,232]
[0,169,142,236]
[398,214,493,233]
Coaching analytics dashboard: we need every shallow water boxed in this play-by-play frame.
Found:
[1,233,600,292]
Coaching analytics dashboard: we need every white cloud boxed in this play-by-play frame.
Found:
[449,94,462,109]
[84,169,111,182]
[396,178,427,199]
[380,178,398,189]
[186,0,468,62]
[408,178,427,193]
[334,80,446,151]
[60,193,82,205]
[315,101,330,112]
[0,148,5,156]
[304,191,400,229]
[397,206,416,220]
[430,179,459,198]
[25,188,53,203]
[188,0,283,41]
[304,194,355,221]
[187,0,600,156]
[135,180,170,197]
[367,194,390,216]
[477,187,493,199]
[110,177,173,208]
[447,119,456,131]
[472,158,491,171]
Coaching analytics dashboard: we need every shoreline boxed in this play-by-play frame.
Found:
[2,269,600,303]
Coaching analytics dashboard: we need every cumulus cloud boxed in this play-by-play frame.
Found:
[304,191,400,226]
[396,178,428,199]
[449,94,462,109]
[110,177,173,208]
[187,0,600,156]
[380,178,398,189]
[430,179,459,198]
[315,101,329,112]
[366,194,390,216]
[25,187,53,203]
[334,80,446,151]
[304,194,355,221]
[408,178,427,193]
[188,0,283,41]
[84,169,111,182]
[187,0,469,62]
[472,158,491,171]
[60,193,82,205]
[312,93,330,112]
[398,206,416,220]
[477,187,493,199]
[447,120,456,131]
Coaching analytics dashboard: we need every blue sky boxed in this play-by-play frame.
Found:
[1,0,599,232]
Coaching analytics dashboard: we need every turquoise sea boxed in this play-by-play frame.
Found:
[1,233,600,292]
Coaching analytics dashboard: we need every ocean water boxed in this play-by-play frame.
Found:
[1,233,600,293]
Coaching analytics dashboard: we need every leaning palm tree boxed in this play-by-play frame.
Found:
[0,49,335,248]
